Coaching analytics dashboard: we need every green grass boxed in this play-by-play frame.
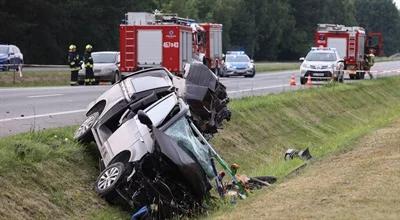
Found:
[2,77,400,219]
[0,70,70,87]
[255,62,300,72]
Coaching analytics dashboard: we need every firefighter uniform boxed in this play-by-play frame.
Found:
[84,44,95,85]
[365,49,375,79]
[68,44,81,86]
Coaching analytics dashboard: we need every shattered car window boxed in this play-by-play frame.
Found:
[164,117,215,178]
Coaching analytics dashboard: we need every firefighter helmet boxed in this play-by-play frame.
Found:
[85,44,93,51]
[69,44,76,51]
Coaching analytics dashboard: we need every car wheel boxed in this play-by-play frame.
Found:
[95,162,125,203]
[111,71,120,84]
[300,77,306,85]
[73,112,99,143]
[246,69,256,78]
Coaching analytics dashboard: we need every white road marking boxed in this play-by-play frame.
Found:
[0,109,86,122]
[228,84,291,94]
[27,94,64,98]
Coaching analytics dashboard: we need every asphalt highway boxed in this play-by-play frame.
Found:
[1,61,399,137]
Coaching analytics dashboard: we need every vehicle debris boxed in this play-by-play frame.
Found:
[284,147,313,161]
[74,63,272,218]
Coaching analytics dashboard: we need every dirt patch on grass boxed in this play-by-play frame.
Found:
[216,120,400,220]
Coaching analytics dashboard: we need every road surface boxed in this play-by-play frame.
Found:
[0,61,399,137]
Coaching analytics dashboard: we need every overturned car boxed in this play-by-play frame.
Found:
[74,64,231,217]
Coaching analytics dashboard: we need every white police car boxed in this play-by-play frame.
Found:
[300,47,344,84]
[220,51,255,78]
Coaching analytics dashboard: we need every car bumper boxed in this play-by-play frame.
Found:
[78,70,114,82]
[224,68,254,76]
[301,69,338,81]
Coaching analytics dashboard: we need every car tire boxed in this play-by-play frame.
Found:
[73,111,99,143]
[245,69,256,78]
[300,77,306,85]
[95,162,125,204]
[111,71,120,84]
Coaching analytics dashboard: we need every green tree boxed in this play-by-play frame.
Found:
[355,0,400,55]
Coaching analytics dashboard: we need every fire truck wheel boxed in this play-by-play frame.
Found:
[339,73,344,83]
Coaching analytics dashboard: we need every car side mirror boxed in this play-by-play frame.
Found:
[299,57,305,61]
[250,59,254,63]
[137,110,153,129]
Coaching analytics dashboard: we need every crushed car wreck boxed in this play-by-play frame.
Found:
[74,64,234,217]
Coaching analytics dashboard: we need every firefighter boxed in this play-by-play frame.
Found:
[365,48,375,79]
[84,44,95,85]
[67,44,81,86]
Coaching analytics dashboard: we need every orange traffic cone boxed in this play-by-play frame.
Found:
[289,74,296,86]
[306,75,312,87]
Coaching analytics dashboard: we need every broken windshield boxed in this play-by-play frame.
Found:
[164,117,215,178]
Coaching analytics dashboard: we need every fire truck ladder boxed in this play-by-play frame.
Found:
[155,12,196,26]
[123,27,136,71]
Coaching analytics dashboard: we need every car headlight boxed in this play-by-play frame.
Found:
[226,64,232,69]
[248,63,254,69]
[301,63,310,69]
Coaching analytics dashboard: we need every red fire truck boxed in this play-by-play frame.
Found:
[119,12,223,75]
[314,24,383,79]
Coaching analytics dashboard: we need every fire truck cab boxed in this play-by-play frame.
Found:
[192,23,223,73]
[315,24,383,79]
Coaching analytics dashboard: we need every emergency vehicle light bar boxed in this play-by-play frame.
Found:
[226,51,245,55]
[311,47,337,51]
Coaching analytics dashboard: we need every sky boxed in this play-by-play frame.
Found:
[395,0,400,8]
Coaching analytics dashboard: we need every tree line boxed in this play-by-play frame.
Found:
[0,0,399,64]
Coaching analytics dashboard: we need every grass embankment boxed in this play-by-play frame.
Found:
[0,71,69,87]
[216,119,400,219]
[255,62,299,72]
[2,77,400,219]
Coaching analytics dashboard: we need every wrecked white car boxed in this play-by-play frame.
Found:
[74,64,231,217]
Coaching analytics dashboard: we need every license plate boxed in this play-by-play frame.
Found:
[313,73,324,77]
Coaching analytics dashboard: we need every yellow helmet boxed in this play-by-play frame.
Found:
[69,44,76,51]
[85,44,93,51]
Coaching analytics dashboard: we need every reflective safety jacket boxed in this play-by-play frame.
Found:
[365,53,375,67]
[68,52,81,71]
[84,52,93,69]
